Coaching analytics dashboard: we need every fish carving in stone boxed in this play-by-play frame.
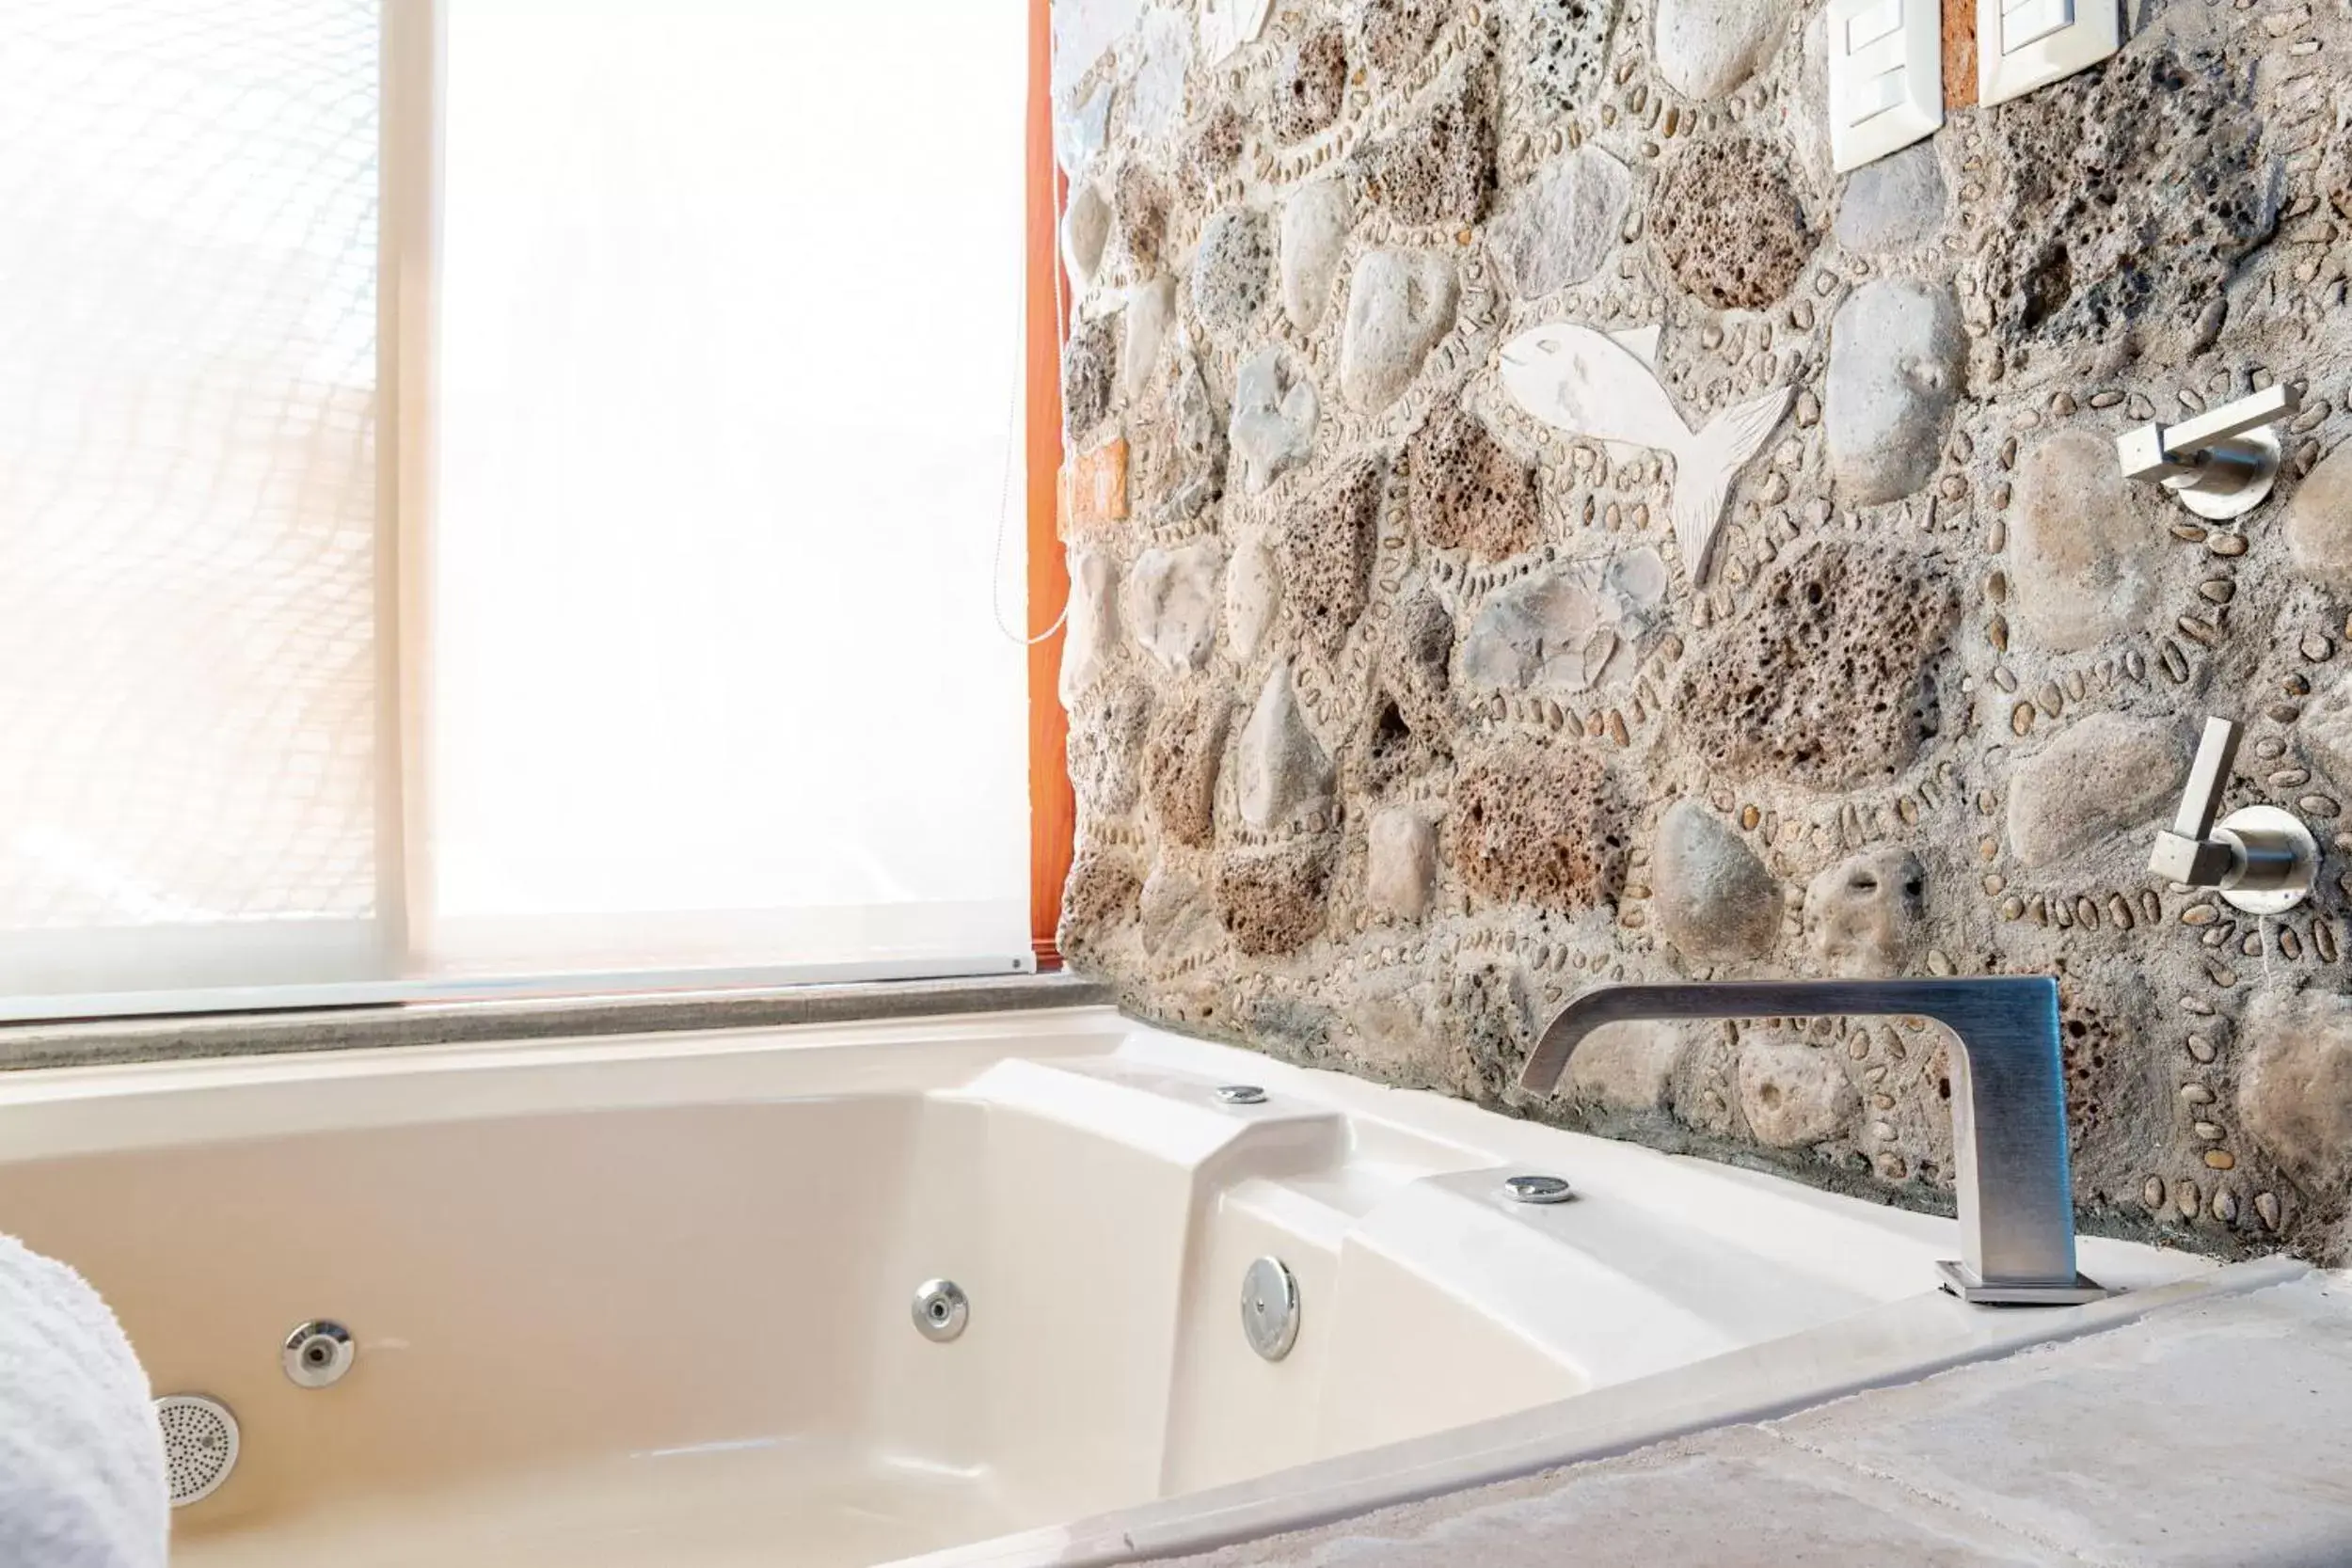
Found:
[1200,0,1274,63]
[1499,324,1789,587]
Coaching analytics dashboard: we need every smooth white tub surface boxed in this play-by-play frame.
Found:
[0,1006,2226,1566]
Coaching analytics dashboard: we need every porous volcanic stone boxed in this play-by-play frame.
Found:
[1113,161,1169,272]
[1062,851,1141,934]
[1674,541,1957,792]
[1184,101,1248,196]
[1405,401,1539,560]
[1450,744,1626,910]
[1192,207,1272,345]
[1062,315,1117,441]
[1214,840,1333,955]
[1357,62,1496,229]
[1520,0,1622,117]
[1276,457,1384,653]
[1140,688,1230,847]
[1359,0,1446,75]
[1977,42,2277,370]
[1650,135,1814,311]
[1066,674,1150,819]
[1268,23,1349,143]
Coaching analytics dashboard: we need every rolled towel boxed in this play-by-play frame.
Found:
[0,1234,168,1568]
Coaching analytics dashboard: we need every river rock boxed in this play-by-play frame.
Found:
[1231,348,1319,492]
[1279,179,1355,332]
[1834,141,1946,255]
[1236,660,1333,830]
[2302,672,2352,790]
[1565,1022,1686,1115]
[1123,537,1224,675]
[2289,440,2352,596]
[1058,547,1120,706]
[1119,277,1176,404]
[2240,989,2352,1190]
[2006,713,2189,868]
[1338,249,1457,412]
[1490,146,1632,299]
[1825,279,1963,506]
[1063,182,1110,293]
[1737,1034,1858,1148]
[1460,549,1667,692]
[1226,539,1281,663]
[1805,847,1924,978]
[2009,431,2159,652]
[1366,806,1437,921]
[1655,0,1790,102]
[1652,800,1779,961]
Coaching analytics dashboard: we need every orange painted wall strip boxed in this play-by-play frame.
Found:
[1026,0,1075,970]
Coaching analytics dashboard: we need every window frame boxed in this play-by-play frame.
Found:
[0,0,1071,1023]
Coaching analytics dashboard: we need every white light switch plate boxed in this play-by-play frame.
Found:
[1826,0,1943,174]
[1978,0,2121,106]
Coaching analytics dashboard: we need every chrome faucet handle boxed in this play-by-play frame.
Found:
[2116,383,2300,521]
[2149,715,2318,915]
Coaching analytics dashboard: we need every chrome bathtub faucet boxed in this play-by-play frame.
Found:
[2149,715,2320,916]
[1519,979,2111,1307]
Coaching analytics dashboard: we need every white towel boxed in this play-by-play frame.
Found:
[0,1234,168,1568]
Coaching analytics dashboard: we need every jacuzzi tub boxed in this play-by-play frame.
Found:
[0,1004,2233,1566]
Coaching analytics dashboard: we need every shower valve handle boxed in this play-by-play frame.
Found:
[2149,715,2318,914]
[2116,384,2300,521]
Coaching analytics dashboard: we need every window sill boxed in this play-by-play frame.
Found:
[0,972,1115,1073]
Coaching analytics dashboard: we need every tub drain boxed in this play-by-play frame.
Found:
[155,1395,239,1508]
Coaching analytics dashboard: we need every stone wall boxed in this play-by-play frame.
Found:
[1051,0,2352,1262]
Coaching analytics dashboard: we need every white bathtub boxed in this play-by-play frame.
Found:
[0,1005,2232,1566]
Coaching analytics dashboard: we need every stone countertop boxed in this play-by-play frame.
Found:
[0,972,1116,1072]
[1177,1270,2352,1568]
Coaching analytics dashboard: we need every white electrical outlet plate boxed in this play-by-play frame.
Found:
[1978,0,2121,106]
[1826,0,1943,174]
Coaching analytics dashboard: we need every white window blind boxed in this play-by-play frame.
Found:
[0,0,389,1007]
[0,0,1034,1017]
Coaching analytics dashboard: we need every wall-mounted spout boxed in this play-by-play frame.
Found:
[1520,978,2110,1307]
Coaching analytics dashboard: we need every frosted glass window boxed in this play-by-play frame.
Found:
[0,1,387,1003]
[427,0,1032,975]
